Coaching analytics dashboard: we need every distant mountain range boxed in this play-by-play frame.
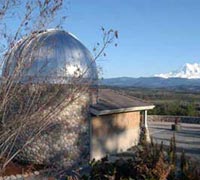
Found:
[155,63,200,79]
[101,77,200,89]
[101,63,200,89]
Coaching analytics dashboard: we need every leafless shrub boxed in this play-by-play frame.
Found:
[0,1,118,174]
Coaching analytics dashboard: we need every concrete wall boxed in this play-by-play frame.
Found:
[90,111,141,160]
[148,115,200,124]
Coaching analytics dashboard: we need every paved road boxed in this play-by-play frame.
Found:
[148,121,200,161]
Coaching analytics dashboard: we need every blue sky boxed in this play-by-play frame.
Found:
[61,0,200,78]
[3,0,200,78]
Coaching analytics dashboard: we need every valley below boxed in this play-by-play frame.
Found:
[101,85,200,117]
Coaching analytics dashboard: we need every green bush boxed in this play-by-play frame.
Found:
[77,136,200,180]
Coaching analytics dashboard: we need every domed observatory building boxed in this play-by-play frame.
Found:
[2,29,98,168]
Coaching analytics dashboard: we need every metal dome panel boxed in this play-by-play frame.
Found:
[2,29,98,84]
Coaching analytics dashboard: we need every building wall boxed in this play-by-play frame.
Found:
[91,111,141,160]
[7,84,93,169]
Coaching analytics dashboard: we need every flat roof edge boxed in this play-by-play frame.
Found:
[90,105,155,116]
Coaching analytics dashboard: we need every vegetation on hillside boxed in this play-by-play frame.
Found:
[105,86,200,116]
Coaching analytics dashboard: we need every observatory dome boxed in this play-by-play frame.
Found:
[2,29,98,83]
[1,29,98,168]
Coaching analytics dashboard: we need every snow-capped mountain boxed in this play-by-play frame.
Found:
[155,63,200,79]
[101,63,200,89]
